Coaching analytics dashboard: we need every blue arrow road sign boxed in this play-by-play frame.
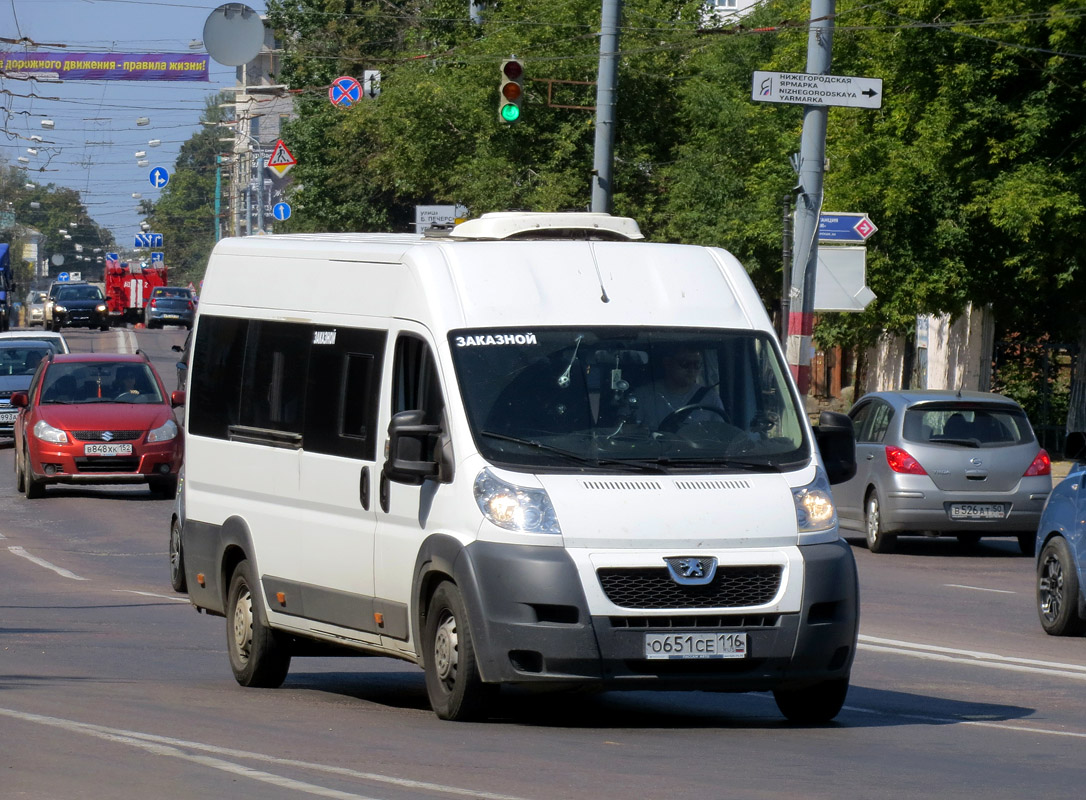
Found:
[57,272,70,282]
[134,233,164,248]
[149,166,170,189]
[818,212,878,243]
[150,251,164,264]
[151,233,163,248]
[273,202,292,221]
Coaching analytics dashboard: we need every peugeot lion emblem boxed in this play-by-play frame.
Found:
[665,556,718,586]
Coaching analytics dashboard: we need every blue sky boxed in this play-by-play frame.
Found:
[1,0,266,246]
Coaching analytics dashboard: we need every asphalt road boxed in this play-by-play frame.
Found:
[1,326,1085,799]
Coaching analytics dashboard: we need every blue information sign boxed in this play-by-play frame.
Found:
[272,202,291,221]
[57,271,70,282]
[149,166,170,189]
[818,212,878,243]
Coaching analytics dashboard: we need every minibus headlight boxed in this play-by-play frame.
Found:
[792,468,838,543]
[474,468,561,534]
[147,418,178,443]
[34,419,69,444]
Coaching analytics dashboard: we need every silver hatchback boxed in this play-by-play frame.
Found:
[834,390,1051,554]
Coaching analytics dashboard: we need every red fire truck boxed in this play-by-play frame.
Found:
[104,255,168,326]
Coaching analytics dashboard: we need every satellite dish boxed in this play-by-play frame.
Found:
[203,3,265,67]
[51,253,64,266]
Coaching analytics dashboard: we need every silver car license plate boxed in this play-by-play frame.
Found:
[84,443,133,456]
[645,632,747,660]
[949,503,1007,520]
[0,411,16,423]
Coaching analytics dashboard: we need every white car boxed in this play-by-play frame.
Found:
[0,330,71,354]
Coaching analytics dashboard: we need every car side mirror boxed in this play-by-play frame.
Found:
[171,390,186,408]
[813,410,857,485]
[10,391,28,408]
[384,409,452,485]
[1065,431,1086,462]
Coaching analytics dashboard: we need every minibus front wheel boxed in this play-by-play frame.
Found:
[423,581,497,721]
[226,559,291,688]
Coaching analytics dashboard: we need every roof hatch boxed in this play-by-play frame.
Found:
[443,212,644,241]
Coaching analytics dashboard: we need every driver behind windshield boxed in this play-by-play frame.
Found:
[631,347,725,429]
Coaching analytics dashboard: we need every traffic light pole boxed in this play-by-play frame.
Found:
[786,0,835,395]
[590,0,622,213]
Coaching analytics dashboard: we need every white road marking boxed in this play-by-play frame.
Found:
[116,328,138,354]
[7,546,87,580]
[859,634,1086,679]
[0,708,531,800]
[944,583,1016,594]
[113,589,189,602]
[844,704,1086,739]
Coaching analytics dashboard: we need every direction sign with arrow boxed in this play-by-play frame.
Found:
[752,71,883,109]
[818,212,878,243]
[148,166,170,189]
[364,70,381,99]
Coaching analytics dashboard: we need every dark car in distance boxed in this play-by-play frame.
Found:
[0,341,55,437]
[144,286,196,330]
[51,283,109,331]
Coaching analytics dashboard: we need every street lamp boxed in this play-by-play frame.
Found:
[206,119,267,235]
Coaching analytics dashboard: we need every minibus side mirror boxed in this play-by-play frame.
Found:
[1065,431,1086,462]
[813,410,857,485]
[385,409,446,485]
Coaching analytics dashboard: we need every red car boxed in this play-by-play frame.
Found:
[12,353,184,499]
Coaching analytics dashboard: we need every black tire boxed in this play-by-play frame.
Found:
[14,444,25,493]
[225,559,291,688]
[23,445,43,499]
[169,515,187,593]
[100,323,109,332]
[423,581,496,721]
[150,476,178,499]
[774,677,850,724]
[1017,530,1037,556]
[864,490,896,554]
[1037,537,1086,636]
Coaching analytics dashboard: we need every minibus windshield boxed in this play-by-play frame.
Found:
[449,327,810,473]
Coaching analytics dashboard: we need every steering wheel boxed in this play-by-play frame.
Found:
[113,392,139,402]
[657,404,731,433]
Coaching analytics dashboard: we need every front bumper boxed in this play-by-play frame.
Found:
[26,437,182,485]
[454,539,858,692]
[56,309,107,329]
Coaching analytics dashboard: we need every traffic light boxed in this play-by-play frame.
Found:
[499,58,524,123]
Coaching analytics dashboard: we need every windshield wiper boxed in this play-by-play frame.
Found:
[656,457,781,473]
[479,430,667,473]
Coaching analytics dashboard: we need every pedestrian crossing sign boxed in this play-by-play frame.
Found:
[267,139,296,177]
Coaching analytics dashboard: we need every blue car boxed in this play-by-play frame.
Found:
[1036,433,1086,636]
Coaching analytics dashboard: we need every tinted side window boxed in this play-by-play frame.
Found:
[305,327,386,460]
[239,321,309,435]
[189,315,247,439]
[867,402,893,443]
[849,403,873,442]
[392,335,443,424]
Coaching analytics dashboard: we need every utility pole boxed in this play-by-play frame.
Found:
[786,0,835,395]
[590,0,622,213]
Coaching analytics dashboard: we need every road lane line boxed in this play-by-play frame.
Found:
[0,707,533,800]
[844,705,1086,740]
[116,328,138,354]
[859,634,1086,678]
[7,546,87,580]
[944,583,1016,594]
[114,589,189,602]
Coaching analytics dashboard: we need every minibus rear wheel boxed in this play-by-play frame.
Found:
[226,559,290,688]
[423,581,496,721]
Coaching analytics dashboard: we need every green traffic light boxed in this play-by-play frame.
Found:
[500,103,521,122]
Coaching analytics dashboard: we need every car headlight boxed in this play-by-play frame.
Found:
[96,304,107,312]
[53,305,66,314]
[792,467,838,544]
[147,418,178,443]
[33,419,69,444]
[474,468,561,534]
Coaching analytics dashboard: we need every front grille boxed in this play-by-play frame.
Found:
[74,457,141,473]
[0,391,12,401]
[609,614,780,629]
[598,566,782,609]
[71,430,143,442]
